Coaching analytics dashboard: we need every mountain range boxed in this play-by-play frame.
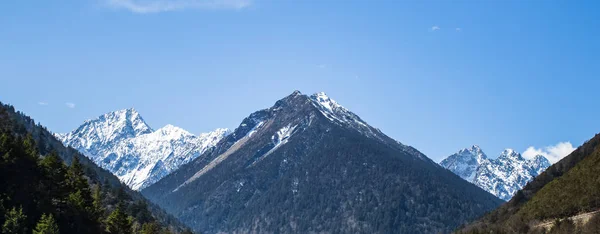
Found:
[440,145,550,201]
[141,91,503,233]
[56,108,229,190]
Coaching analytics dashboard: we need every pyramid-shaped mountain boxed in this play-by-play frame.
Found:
[143,91,503,233]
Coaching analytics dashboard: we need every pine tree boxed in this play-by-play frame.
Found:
[105,205,132,234]
[22,134,38,160]
[65,156,100,233]
[40,152,67,183]
[2,207,27,234]
[92,184,105,220]
[129,200,154,224]
[33,214,59,234]
[67,157,88,192]
[38,151,68,213]
[66,156,94,213]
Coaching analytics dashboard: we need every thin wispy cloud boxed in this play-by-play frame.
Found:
[65,102,76,109]
[522,142,576,163]
[430,26,440,32]
[38,101,49,106]
[105,0,252,13]
[455,28,462,32]
[317,64,327,69]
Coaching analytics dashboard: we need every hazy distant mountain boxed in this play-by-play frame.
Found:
[440,146,550,200]
[56,108,229,190]
[143,91,502,234]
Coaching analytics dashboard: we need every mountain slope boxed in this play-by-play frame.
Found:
[57,108,229,190]
[440,146,550,201]
[143,91,503,234]
[457,133,600,233]
[0,102,190,233]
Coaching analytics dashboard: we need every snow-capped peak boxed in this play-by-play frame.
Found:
[463,145,482,152]
[311,92,343,113]
[56,109,230,190]
[440,146,489,182]
[498,148,522,161]
[533,154,549,163]
[531,155,551,175]
[198,128,230,138]
[56,108,153,151]
[79,108,152,139]
[440,146,552,201]
[458,145,486,160]
[308,91,383,140]
[97,108,151,134]
[154,124,194,140]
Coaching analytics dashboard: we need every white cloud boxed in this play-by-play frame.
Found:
[105,0,252,13]
[430,26,440,31]
[65,102,76,109]
[455,27,462,32]
[38,101,49,106]
[522,142,576,163]
[317,64,327,69]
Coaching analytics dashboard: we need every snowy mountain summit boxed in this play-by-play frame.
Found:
[56,108,229,190]
[440,146,550,201]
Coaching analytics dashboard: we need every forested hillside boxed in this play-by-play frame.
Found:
[0,102,192,234]
[457,133,600,233]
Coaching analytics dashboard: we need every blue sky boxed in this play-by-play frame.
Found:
[1,0,599,162]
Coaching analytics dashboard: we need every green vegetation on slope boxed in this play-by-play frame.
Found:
[457,133,600,233]
[0,102,193,234]
[518,143,600,220]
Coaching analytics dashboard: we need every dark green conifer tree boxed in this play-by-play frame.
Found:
[105,204,132,234]
[33,214,59,234]
[2,207,27,234]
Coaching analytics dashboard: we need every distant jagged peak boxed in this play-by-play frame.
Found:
[458,145,487,159]
[497,148,524,161]
[151,124,195,139]
[58,108,153,147]
[459,145,482,153]
[440,146,553,201]
[533,154,550,164]
[83,107,152,136]
[56,107,231,190]
[443,145,488,165]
